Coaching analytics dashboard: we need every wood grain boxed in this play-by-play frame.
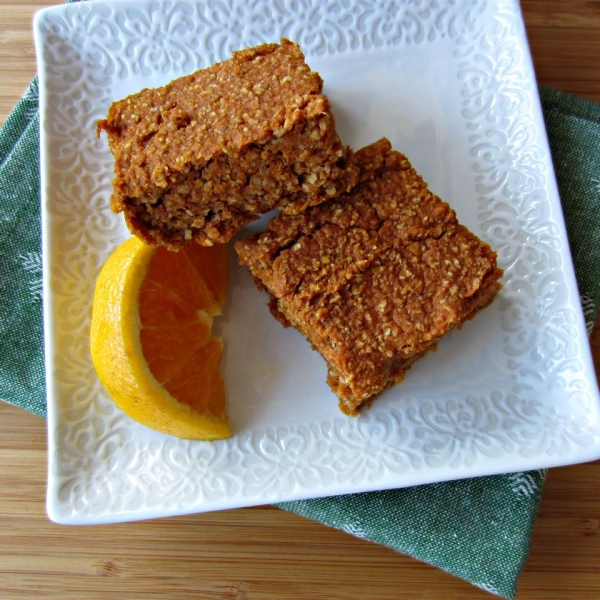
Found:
[1,1,599,598]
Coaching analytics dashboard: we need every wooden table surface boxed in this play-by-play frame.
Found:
[1,1,599,598]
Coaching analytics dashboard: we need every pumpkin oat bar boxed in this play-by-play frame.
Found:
[235,138,503,415]
[97,39,357,249]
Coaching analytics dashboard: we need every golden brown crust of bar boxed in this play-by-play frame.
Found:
[236,138,504,415]
[97,39,357,248]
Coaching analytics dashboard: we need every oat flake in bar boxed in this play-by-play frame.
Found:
[236,138,504,415]
[97,39,358,249]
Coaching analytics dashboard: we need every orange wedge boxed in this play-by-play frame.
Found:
[90,237,231,440]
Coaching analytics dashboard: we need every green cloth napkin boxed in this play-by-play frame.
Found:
[1,45,599,597]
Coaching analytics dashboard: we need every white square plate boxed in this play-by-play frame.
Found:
[35,0,600,524]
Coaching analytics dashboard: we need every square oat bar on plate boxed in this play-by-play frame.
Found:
[235,138,504,415]
[97,39,357,249]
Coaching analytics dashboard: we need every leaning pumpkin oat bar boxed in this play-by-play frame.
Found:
[235,138,504,415]
[97,39,357,249]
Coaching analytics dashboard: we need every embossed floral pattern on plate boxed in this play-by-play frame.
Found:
[34,0,600,524]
